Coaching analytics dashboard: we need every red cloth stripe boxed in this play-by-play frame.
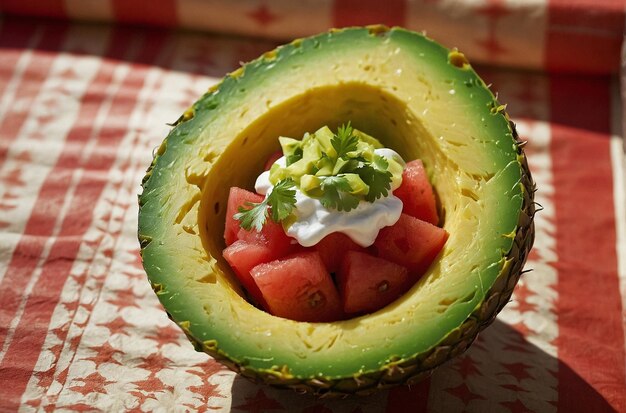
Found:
[111,0,178,28]
[551,75,626,412]
[42,36,171,413]
[332,0,406,28]
[386,378,430,412]
[0,27,142,409]
[0,22,70,346]
[0,25,128,340]
[0,22,67,168]
[0,0,66,19]
[0,29,169,410]
[546,0,625,73]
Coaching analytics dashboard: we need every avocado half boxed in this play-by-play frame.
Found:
[138,26,535,396]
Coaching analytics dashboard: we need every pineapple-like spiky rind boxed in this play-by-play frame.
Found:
[139,26,536,397]
[153,120,535,398]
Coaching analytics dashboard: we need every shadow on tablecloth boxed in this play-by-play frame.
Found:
[229,320,617,412]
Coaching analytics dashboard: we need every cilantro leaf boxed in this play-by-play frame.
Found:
[234,202,269,232]
[331,122,359,160]
[356,159,392,202]
[319,176,360,212]
[267,178,297,222]
[373,154,389,170]
[234,179,296,231]
[321,175,353,192]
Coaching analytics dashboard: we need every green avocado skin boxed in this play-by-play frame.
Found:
[138,26,533,391]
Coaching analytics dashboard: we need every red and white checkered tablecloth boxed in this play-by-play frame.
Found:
[0,1,625,412]
[2,0,624,74]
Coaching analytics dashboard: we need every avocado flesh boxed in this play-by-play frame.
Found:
[139,27,533,391]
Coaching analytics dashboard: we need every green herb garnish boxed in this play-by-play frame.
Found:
[234,178,296,231]
[235,123,399,231]
[357,155,393,202]
[331,122,359,160]
[319,176,361,212]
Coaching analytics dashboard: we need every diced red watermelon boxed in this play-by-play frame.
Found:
[223,152,448,321]
[374,213,448,277]
[338,251,409,314]
[314,232,365,274]
[236,219,297,258]
[264,150,283,171]
[394,159,439,225]
[222,240,272,307]
[224,187,263,246]
[251,252,343,322]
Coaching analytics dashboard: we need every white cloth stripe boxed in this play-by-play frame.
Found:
[0,61,130,364]
[0,26,110,283]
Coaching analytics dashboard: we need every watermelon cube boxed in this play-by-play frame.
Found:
[224,187,263,246]
[251,252,343,322]
[222,240,273,307]
[338,251,409,314]
[394,160,439,225]
[374,213,448,277]
[315,232,365,274]
[236,219,297,258]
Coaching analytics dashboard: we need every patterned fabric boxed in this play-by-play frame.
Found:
[1,0,624,74]
[0,8,625,413]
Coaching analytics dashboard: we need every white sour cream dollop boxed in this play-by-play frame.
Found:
[255,149,406,247]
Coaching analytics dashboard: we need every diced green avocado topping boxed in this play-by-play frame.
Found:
[236,123,405,230]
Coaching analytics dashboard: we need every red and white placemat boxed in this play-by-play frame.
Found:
[1,0,624,74]
[0,8,625,413]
